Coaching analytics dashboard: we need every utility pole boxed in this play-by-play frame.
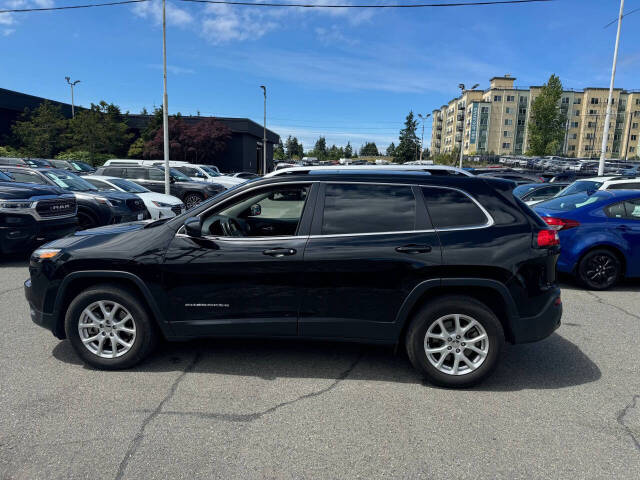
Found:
[162,0,170,195]
[418,113,431,162]
[260,86,267,175]
[599,0,625,176]
[65,77,80,118]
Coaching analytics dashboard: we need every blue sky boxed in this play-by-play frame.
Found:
[1,0,639,151]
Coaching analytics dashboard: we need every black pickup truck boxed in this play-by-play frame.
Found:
[0,170,77,254]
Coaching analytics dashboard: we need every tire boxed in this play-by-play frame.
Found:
[577,248,621,290]
[405,296,504,388]
[183,192,204,209]
[64,284,158,370]
[77,210,98,230]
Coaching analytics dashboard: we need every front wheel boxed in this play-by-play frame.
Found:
[64,285,158,369]
[405,296,504,388]
[577,249,621,290]
[183,193,204,209]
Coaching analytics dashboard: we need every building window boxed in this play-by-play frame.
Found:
[632,135,638,141]
[494,95,502,102]
[574,110,580,116]
[505,107,512,114]
[519,108,527,115]
[633,123,639,129]
[504,119,513,125]
[571,122,579,128]
[502,142,510,149]
[562,97,569,104]
[517,119,526,126]
[520,96,527,103]
[588,122,596,128]
[591,98,599,105]
[506,95,515,102]
[568,145,576,151]
[574,98,582,105]
[481,107,489,114]
[571,133,578,139]
[631,147,636,152]
[503,131,510,137]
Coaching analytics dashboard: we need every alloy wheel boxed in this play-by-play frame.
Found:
[585,254,617,288]
[184,194,203,209]
[78,300,137,358]
[424,314,489,376]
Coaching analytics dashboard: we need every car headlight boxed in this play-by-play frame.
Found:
[32,248,61,260]
[95,196,114,207]
[152,201,172,208]
[0,200,34,210]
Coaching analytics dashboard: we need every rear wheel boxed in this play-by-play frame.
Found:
[577,248,621,290]
[405,296,504,388]
[64,285,157,369]
[183,193,204,209]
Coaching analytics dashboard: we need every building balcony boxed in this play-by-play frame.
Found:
[457,114,464,121]
[456,125,463,132]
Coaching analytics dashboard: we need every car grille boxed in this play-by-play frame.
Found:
[126,198,146,211]
[35,198,76,218]
[171,205,183,215]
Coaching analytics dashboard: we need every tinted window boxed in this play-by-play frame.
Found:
[0,170,11,181]
[321,184,416,235]
[605,202,626,218]
[147,168,164,181]
[607,199,640,220]
[125,168,149,180]
[43,170,97,192]
[557,180,602,197]
[103,167,125,177]
[607,182,640,190]
[5,170,47,184]
[421,187,488,229]
[537,192,603,211]
[85,178,117,192]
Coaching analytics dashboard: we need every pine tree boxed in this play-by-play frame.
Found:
[527,74,567,156]
[395,111,420,163]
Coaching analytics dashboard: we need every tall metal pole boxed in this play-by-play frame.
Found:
[65,77,80,118]
[261,86,267,174]
[162,0,170,195]
[420,120,425,162]
[599,0,625,176]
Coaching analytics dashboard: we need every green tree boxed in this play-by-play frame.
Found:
[394,111,420,163]
[360,142,379,156]
[527,74,567,156]
[273,139,286,161]
[11,101,68,157]
[127,137,145,158]
[313,136,328,160]
[141,106,164,142]
[344,141,353,158]
[386,142,396,157]
[285,136,303,160]
[68,101,132,164]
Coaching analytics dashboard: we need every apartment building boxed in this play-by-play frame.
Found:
[431,75,640,159]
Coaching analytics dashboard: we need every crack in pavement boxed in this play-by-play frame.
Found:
[141,352,364,424]
[114,352,201,480]
[584,290,640,321]
[617,394,640,452]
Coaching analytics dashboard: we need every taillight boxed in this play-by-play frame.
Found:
[536,229,560,248]
[541,216,580,231]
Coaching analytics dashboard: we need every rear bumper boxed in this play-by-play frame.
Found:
[25,278,65,339]
[510,288,562,344]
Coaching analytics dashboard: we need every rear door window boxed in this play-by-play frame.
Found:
[421,187,489,229]
[103,167,125,177]
[147,169,165,181]
[321,183,416,235]
[607,182,640,190]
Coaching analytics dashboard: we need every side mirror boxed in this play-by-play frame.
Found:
[170,177,176,183]
[184,217,202,237]
[249,204,262,216]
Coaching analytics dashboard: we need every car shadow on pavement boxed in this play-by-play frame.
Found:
[0,251,30,267]
[52,331,600,391]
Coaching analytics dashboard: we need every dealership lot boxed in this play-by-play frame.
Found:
[0,258,638,479]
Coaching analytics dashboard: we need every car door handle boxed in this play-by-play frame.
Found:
[263,248,297,257]
[395,245,432,254]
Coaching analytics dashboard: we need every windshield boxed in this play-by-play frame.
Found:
[0,171,12,182]
[200,166,221,177]
[109,178,149,193]
[157,166,192,181]
[537,192,604,212]
[513,185,538,198]
[71,161,94,172]
[43,170,97,192]
[556,180,602,198]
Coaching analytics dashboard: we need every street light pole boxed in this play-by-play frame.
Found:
[418,113,431,162]
[260,85,267,175]
[599,0,625,176]
[162,0,170,195]
[65,77,80,118]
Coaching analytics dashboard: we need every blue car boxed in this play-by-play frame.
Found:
[534,190,640,290]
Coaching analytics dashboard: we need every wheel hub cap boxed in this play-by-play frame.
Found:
[78,300,136,359]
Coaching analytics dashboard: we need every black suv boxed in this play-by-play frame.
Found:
[0,170,77,254]
[95,165,224,208]
[0,167,150,229]
[25,172,562,387]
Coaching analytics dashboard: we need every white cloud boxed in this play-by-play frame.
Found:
[132,1,193,26]
[147,63,196,75]
[271,124,396,150]
[1,0,53,34]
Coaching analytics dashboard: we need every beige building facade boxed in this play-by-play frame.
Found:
[431,75,640,159]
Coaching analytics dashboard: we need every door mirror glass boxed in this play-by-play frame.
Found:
[249,204,262,216]
[184,217,202,237]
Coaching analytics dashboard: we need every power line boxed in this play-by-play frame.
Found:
[0,0,148,14]
[179,0,552,9]
[604,6,640,28]
[0,0,552,14]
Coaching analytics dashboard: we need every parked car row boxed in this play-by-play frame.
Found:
[0,156,96,175]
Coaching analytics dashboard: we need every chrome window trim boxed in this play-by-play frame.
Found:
[173,180,494,241]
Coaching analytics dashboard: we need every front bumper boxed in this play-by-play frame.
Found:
[510,288,562,344]
[25,278,64,339]
[0,216,77,254]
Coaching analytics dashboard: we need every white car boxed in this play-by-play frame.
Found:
[555,176,640,198]
[84,175,186,220]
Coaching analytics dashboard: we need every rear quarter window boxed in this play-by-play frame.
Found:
[421,187,489,229]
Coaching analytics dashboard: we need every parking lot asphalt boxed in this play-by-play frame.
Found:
[0,257,638,480]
